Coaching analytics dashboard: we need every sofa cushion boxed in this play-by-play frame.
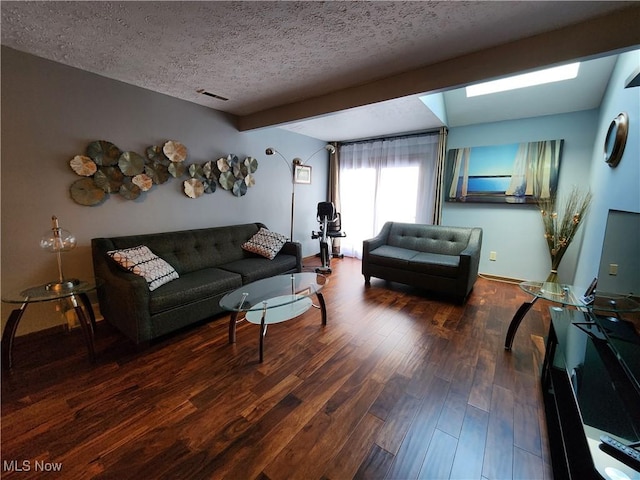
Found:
[369,245,418,267]
[149,268,241,315]
[242,228,288,260]
[387,223,471,255]
[108,245,179,291]
[407,252,460,279]
[219,254,298,284]
[104,223,263,275]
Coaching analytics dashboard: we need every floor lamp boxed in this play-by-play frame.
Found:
[265,144,336,241]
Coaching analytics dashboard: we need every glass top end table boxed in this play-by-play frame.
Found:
[505,280,640,351]
[520,281,640,312]
[1,280,100,369]
[220,272,328,362]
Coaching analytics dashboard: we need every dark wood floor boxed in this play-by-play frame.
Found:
[1,257,554,479]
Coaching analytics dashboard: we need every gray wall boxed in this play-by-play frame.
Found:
[1,47,327,335]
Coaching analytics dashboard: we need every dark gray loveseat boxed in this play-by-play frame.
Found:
[92,222,301,345]
[362,222,482,302]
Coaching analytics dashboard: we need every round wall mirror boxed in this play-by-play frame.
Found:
[604,112,628,168]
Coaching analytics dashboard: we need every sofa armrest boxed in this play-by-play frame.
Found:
[92,238,153,343]
[362,222,393,277]
[460,227,482,258]
[363,222,392,255]
[458,227,483,293]
[280,240,303,272]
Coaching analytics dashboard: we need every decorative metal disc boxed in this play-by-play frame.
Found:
[163,140,187,162]
[219,171,235,190]
[145,162,170,184]
[132,173,153,191]
[70,155,97,176]
[146,145,170,165]
[119,179,141,200]
[86,140,121,166]
[69,178,106,206]
[188,163,204,178]
[183,178,204,198]
[245,173,255,187]
[233,162,248,179]
[232,179,248,197]
[227,154,239,169]
[202,160,214,179]
[211,160,222,177]
[203,179,216,194]
[118,151,146,176]
[216,157,230,173]
[94,166,124,193]
[168,162,186,178]
[244,156,258,173]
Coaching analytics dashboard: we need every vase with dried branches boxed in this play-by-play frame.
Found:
[538,186,592,293]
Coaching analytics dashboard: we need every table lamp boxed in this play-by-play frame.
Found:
[40,215,79,291]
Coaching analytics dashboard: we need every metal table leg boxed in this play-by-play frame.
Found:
[259,301,267,363]
[1,302,28,370]
[316,292,327,326]
[70,294,96,363]
[504,297,538,351]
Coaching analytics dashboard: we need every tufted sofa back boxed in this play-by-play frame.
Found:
[386,222,473,255]
[94,223,264,275]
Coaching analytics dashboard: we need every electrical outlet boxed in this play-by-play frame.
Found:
[609,263,618,276]
[489,251,497,261]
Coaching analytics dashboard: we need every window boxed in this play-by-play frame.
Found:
[338,134,440,258]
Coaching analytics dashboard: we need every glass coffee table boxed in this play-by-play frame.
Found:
[504,280,640,350]
[220,272,328,362]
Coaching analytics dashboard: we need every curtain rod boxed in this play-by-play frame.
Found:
[338,128,445,147]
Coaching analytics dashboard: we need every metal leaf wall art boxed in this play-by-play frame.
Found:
[68,140,258,205]
[183,154,258,199]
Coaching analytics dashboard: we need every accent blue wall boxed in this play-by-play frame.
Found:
[574,50,640,290]
[443,110,598,282]
[444,49,640,287]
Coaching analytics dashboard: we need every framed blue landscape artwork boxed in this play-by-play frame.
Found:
[445,139,564,204]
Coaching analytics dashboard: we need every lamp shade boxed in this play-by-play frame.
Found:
[40,216,79,291]
[40,226,76,252]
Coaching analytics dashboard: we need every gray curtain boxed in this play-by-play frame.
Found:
[328,142,341,254]
[432,127,448,225]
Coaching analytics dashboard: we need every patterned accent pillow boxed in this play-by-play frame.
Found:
[107,245,179,291]
[242,228,288,260]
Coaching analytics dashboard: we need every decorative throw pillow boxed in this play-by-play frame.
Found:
[242,228,288,260]
[107,245,179,291]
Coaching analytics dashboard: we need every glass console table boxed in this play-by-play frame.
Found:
[1,280,99,369]
[504,280,640,351]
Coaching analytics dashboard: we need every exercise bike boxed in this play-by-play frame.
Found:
[311,202,346,274]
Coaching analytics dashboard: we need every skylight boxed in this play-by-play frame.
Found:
[466,63,580,97]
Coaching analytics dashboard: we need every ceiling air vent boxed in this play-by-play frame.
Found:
[196,89,228,101]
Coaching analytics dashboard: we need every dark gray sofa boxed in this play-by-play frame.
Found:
[92,222,301,345]
[362,222,482,302]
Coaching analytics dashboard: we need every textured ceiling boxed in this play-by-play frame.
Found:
[0,0,637,138]
[2,1,635,119]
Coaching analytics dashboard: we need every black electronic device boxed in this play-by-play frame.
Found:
[580,277,598,305]
[585,277,598,297]
[599,435,640,471]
